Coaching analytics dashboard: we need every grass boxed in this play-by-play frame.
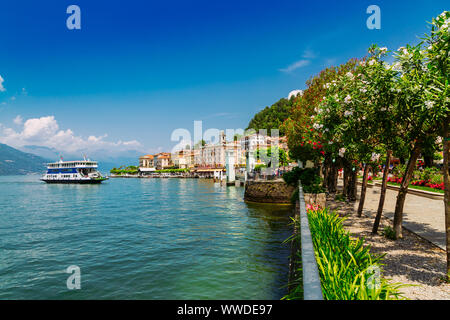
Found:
[305,207,406,300]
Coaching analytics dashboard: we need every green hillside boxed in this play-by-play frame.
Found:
[246,97,293,136]
[0,143,49,175]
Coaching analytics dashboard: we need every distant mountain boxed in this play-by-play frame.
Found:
[19,145,141,173]
[0,143,49,175]
[19,145,60,161]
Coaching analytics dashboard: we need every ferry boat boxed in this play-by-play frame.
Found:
[41,159,108,184]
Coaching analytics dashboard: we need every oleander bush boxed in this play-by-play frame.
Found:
[306,207,405,300]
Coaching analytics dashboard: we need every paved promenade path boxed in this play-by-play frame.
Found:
[356,184,445,250]
[329,183,449,299]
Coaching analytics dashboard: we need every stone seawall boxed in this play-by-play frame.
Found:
[303,193,326,208]
[244,180,295,204]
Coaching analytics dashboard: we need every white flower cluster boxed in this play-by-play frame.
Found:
[398,47,412,59]
[346,72,354,79]
[392,62,402,72]
[338,148,346,157]
[371,152,381,162]
[344,110,353,117]
[344,95,352,104]
[390,87,401,93]
[437,11,450,30]
[425,101,434,109]
[313,123,323,130]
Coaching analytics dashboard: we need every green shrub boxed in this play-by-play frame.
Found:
[433,152,443,161]
[303,183,326,194]
[392,164,406,178]
[283,167,319,186]
[381,226,396,240]
[283,167,324,194]
[306,207,405,300]
[254,164,267,171]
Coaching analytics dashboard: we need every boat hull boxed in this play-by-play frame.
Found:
[41,179,107,184]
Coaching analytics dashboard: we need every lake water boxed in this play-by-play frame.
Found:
[0,175,293,299]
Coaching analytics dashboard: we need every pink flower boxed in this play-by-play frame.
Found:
[306,204,321,212]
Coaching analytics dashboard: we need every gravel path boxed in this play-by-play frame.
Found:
[326,194,449,300]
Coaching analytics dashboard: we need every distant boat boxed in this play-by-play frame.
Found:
[41,159,108,184]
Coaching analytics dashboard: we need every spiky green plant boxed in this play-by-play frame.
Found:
[284,207,407,300]
[307,207,406,300]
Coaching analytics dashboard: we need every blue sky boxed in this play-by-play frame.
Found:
[0,0,448,156]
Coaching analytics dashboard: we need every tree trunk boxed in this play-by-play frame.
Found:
[334,166,338,192]
[342,160,349,198]
[393,145,421,239]
[322,156,329,189]
[373,150,392,234]
[347,167,357,201]
[322,164,327,188]
[443,118,450,282]
[424,155,434,168]
[328,160,337,193]
[357,164,370,217]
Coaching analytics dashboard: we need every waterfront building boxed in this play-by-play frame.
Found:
[241,132,269,153]
[172,150,192,169]
[194,131,245,169]
[137,132,288,174]
[241,133,288,154]
[138,154,156,175]
[155,152,172,170]
[139,154,155,168]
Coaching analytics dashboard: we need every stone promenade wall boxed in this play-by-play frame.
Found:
[244,180,295,204]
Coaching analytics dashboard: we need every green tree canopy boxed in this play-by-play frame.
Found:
[246,98,293,136]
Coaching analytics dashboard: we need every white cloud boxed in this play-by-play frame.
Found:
[0,115,143,155]
[0,75,5,92]
[280,49,318,73]
[279,59,310,73]
[302,49,316,59]
[13,115,23,125]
